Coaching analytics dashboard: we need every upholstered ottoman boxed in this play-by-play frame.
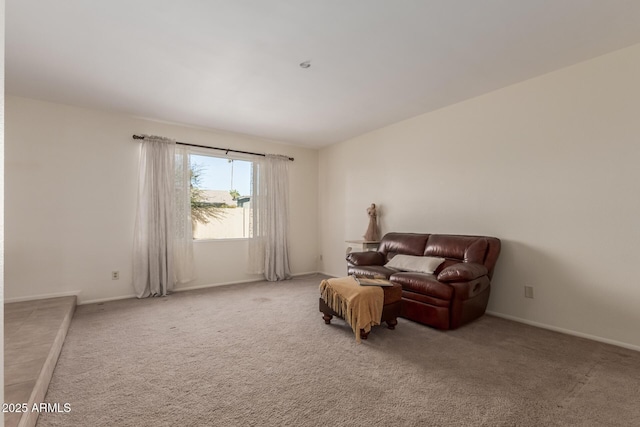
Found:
[319,277,402,340]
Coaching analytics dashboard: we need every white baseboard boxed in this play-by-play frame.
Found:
[5,290,81,304]
[82,278,264,304]
[291,271,322,277]
[174,278,261,293]
[9,272,324,306]
[317,271,336,278]
[170,271,325,293]
[486,310,640,353]
[80,293,137,305]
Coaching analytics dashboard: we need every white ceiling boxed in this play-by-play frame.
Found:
[6,1,640,148]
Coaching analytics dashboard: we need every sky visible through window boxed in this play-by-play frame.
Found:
[190,154,252,196]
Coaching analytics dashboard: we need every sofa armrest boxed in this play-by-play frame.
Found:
[437,262,488,282]
[346,251,385,266]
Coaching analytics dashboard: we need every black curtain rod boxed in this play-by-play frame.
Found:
[132,135,294,161]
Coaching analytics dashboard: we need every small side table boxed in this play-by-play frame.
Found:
[345,240,380,254]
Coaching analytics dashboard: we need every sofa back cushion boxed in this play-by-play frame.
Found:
[424,235,485,261]
[424,234,501,278]
[377,233,501,278]
[378,233,429,260]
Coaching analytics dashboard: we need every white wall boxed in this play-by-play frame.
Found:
[5,96,318,304]
[319,43,640,350]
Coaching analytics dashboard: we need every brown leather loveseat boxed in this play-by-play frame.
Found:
[347,233,501,330]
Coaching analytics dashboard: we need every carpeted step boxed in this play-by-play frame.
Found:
[4,296,77,427]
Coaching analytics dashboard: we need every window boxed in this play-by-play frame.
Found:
[189,152,254,240]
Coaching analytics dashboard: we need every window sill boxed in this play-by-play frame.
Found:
[193,238,251,243]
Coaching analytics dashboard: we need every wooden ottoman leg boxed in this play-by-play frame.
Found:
[360,329,369,340]
[381,300,401,330]
[319,298,336,325]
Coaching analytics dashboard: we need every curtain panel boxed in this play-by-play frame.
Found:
[133,135,195,298]
[248,154,292,281]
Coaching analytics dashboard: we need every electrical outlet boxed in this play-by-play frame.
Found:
[319,254,323,261]
[112,271,120,280]
[524,286,534,299]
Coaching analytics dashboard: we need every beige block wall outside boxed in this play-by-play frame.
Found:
[193,207,251,240]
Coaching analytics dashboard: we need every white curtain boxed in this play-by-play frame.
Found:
[248,154,291,281]
[133,135,195,298]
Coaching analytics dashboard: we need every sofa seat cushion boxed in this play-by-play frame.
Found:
[390,272,453,300]
[348,265,396,279]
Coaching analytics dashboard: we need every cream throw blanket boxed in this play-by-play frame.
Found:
[319,276,384,342]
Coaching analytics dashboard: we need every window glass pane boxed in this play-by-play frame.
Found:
[189,154,253,240]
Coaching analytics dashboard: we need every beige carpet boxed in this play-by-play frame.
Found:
[38,274,640,426]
